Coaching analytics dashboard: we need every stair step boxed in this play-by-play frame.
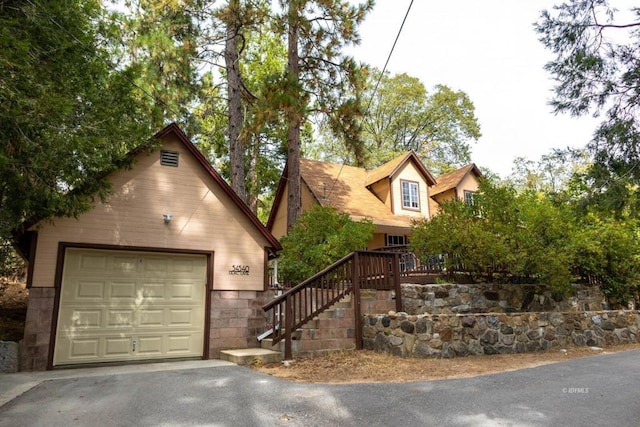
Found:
[219,348,282,365]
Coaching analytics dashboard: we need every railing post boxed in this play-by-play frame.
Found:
[393,253,402,312]
[352,252,363,350]
[284,293,293,360]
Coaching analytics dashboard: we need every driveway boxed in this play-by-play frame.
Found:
[1,350,639,426]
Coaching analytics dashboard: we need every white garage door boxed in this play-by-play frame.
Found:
[54,248,207,366]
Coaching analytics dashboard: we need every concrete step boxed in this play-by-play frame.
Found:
[219,348,282,365]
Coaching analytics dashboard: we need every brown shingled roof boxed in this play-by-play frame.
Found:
[429,163,482,197]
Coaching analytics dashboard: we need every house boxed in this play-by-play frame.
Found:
[267,152,482,250]
[13,124,281,371]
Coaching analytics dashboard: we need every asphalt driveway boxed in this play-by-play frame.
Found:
[1,350,639,426]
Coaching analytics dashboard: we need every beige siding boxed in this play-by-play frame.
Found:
[391,162,430,219]
[369,179,391,207]
[458,172,480,196]
[31,135,271,291]
[270,180,319,240]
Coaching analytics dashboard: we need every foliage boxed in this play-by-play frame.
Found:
[0,0,153,238]
[311,69,481,174]
[507,148,590,193]
[535,1,640,215]
[278,205,375,285]
[410,179,640,300]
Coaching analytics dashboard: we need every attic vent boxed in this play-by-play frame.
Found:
[160,150,179,167]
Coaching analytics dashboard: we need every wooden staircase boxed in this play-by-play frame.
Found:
[261,291,397,358]
[261,251,403,360]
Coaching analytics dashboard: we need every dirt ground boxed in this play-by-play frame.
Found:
[0,280,29,342]
[251,343,640,384]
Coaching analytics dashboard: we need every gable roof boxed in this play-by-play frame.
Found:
[14,123,281,260]
[429,163,483,197]
[365,152,437,187]
[267,153,437,231]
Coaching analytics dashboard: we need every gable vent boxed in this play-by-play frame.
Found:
[160,150,179,167]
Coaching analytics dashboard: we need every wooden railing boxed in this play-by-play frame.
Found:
[262,251,402,360]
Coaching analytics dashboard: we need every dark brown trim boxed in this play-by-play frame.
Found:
[399,179,421,212]
[47,243,67,369]
[25,231,38,289]
[263,248,269,291]
[49,242,215,368]
[203,251,214,360]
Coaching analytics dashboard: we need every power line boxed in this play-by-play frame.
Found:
[326,0,414,201]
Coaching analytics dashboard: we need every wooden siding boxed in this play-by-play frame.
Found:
[31,135,271,291]
[369,179,391,208]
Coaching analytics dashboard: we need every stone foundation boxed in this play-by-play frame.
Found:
[401,283,605,315]
[363,310,640,358]
[20,287,56,371]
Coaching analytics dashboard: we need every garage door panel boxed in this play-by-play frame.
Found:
[110,282,137,298]
[54,249,206,366]
[70,338,101,359]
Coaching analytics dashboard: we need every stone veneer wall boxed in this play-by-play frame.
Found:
[401,283,605,315]
[363,310,640,358]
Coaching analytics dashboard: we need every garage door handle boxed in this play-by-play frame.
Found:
[132,340,137,352]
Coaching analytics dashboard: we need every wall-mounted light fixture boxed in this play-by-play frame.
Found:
[163,213,173,224]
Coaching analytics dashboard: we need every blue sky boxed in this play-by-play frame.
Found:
[349,0,601,177]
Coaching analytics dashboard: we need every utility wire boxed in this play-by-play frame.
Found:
[325,0,414,201]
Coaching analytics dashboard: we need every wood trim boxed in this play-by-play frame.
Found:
[25,231,38,289]
[47,243,66,369]
[49,242,215,368]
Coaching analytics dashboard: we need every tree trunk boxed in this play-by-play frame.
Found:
[248,135,260,214]
[225,0,247,203]
[286,2,302,231]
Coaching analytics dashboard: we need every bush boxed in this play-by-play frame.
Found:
[278,205,375,285]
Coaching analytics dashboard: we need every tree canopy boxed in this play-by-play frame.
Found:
[0,0,153,237]
[536,0,640,216]
[410,179,640,303]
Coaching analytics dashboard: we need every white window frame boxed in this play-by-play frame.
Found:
[464,190,476,206]
[401,180,420,211]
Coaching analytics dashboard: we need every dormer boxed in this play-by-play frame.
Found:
[365,152,437,219]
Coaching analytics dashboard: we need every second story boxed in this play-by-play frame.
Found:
[268,151,482,246]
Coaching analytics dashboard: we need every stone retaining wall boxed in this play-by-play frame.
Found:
[363,310,640,358]
[401,283,605,315]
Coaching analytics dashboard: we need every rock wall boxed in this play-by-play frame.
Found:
[401,283,605,315]
[363,310,640,358]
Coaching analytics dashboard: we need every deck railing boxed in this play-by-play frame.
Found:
[262,251,402,360]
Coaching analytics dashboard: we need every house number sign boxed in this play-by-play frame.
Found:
[229,265,250,275]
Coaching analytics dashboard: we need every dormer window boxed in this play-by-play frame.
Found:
[401,180,420,210]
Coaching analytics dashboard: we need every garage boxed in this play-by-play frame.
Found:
[53,248,207,366]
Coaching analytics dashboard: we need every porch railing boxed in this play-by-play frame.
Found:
[262,251,402,360]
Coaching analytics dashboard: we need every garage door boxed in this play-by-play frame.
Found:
[54,248,207,366]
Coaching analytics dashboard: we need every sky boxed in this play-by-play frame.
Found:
[348,0,601,177]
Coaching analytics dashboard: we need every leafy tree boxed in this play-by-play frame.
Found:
[0,0,152,238]
[278,205,375,285]
[310,70,481,174]
[536,1,640,214]
[508,148,590,193]
[410,179,640,298]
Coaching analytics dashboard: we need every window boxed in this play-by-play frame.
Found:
[386,235,407,246]
[464,190,476,206]
[401,180,420,210]
[160,150,179,167]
